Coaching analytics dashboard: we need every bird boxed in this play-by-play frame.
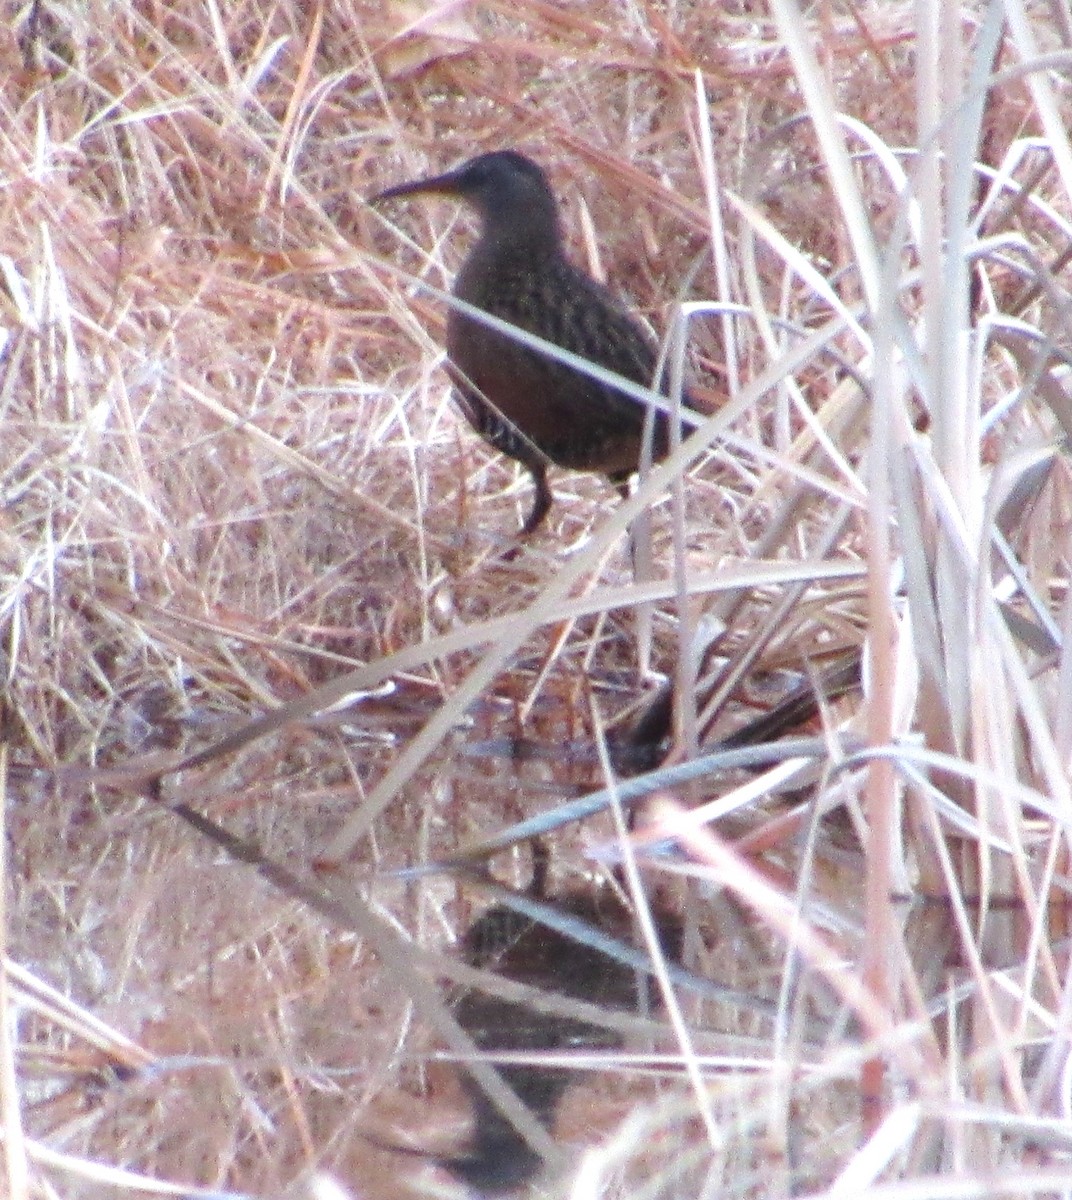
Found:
[370,150,699,537]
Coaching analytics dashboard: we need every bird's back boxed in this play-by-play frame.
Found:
[448,241,689,478]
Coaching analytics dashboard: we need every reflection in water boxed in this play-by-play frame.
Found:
[437,892,682,1193]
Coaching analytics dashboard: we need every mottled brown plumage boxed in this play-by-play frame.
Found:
[371,151,697,535]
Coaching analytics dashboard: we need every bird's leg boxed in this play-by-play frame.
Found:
[519,463,554,536]
[612,471,657,677]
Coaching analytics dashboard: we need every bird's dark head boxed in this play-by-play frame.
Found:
[371,151,562,249]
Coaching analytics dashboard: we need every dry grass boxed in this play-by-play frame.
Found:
[4,1,1072,1197]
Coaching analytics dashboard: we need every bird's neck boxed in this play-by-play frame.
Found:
[477,205,562,260]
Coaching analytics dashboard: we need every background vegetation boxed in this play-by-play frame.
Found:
[3,1,1072,1198]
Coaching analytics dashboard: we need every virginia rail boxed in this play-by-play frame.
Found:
[371,151,698,536]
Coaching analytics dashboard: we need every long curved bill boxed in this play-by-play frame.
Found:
[368,167,465,204]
